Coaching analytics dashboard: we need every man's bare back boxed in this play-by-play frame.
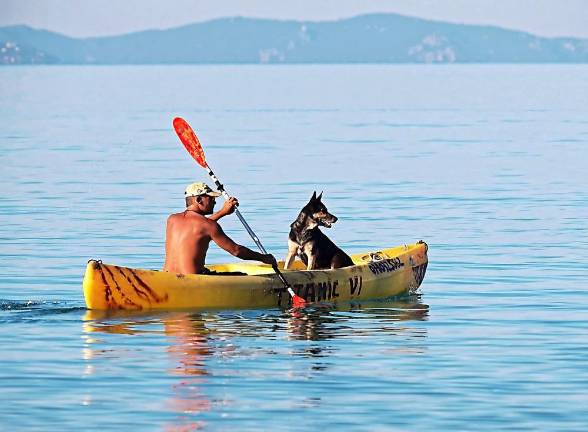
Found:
[163,210,215,274]
[163,182,276,274]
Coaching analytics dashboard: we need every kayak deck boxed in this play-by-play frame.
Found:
[83,241,428,310]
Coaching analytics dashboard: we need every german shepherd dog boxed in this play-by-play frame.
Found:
[284,192,354,270]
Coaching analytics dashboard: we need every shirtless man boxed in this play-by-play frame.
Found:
[163,182,277,274]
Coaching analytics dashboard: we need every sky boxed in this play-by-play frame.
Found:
[2,0,588,39]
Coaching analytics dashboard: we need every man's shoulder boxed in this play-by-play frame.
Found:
[167,212,185,222]
[167,211,217,227]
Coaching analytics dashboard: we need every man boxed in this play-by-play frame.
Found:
[163,182,277,274]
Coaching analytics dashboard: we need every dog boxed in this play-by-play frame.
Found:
[284,191,354,270]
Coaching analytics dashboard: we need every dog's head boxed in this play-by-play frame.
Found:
[303,191,338,228]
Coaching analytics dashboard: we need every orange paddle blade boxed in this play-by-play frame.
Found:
[291,294,306,308]
[173,117,207,168]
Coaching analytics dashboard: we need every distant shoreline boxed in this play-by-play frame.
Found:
[2,14,587,65]
[3,63,588,68]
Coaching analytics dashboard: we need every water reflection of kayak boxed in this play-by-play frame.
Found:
[82,241,428,311]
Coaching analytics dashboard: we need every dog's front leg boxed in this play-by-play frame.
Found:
[284,252,296,270]
[284,239,299,270]
[303,243,317,270]
[306,255,316,270]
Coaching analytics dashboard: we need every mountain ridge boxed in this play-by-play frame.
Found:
[2,14,587,65]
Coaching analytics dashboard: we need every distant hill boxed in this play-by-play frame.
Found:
[2,14,588,65]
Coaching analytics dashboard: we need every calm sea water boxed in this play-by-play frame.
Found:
[1,65,587,431]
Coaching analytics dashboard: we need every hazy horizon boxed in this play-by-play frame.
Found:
[3,0,588,39]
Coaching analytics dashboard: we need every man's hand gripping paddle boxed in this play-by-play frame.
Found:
[172,117,306,308]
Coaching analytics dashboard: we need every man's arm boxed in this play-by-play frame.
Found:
[209,221,276,266]
[209,197,239,221]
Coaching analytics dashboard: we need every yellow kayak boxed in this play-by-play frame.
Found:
[82,241,428,310]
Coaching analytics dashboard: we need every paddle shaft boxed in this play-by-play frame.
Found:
[205,165,296,295]
[172,116,304,306]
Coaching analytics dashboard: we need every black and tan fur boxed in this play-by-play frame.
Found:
[284,192,354,270]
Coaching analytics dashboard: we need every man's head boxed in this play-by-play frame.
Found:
[184,182,221,214]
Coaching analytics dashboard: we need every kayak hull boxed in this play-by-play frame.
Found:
[83,241,428,310]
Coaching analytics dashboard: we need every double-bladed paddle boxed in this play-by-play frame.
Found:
[172,117,306,308]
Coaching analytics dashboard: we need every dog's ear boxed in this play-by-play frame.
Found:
[317,191,323,201]
[311,191,317,201]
